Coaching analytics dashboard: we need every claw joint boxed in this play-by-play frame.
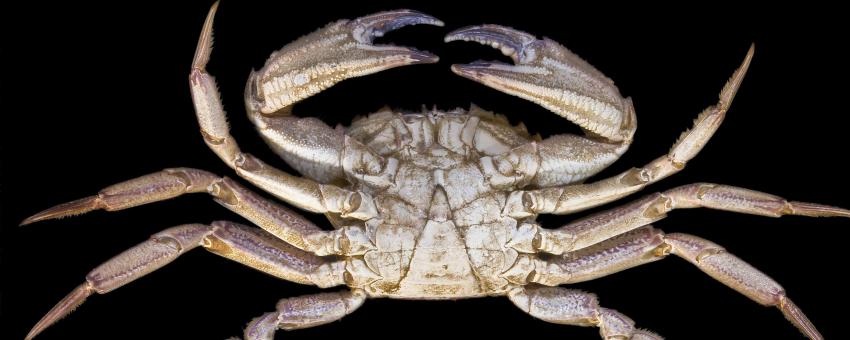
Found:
[481,143,540,189]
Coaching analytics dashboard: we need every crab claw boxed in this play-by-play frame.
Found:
[446,25,633,143]
[250,9,443,114]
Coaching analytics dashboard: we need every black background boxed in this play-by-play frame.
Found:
[2,1,849,339]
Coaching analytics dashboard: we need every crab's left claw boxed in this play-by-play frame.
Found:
[446,25,634,143]
[249,9,443,114]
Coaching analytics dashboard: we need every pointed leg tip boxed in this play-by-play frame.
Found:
[719,43,756,108]
[203,1,220,31]
[20,196,102,226]
[830,208,850,218]
[25,325,46,340]
[779,296,823,340]
[19,216,38,227]
[788,201,850,218]
[27,283,94,340]
[192,0,220,70]
[741,43,755,71]
[20,210,55,226]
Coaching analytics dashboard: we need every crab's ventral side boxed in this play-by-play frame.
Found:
[22,3,848,340]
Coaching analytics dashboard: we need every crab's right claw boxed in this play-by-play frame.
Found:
[446,25,634,143]
[250,10,443,114]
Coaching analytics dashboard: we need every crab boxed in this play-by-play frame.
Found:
[20,3,849,340]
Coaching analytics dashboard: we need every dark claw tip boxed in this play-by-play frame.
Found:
[352,9,444,44]
[445,25,539,64]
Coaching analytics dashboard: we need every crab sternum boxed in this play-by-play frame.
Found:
[394,187,479,297]
[349,111,529,299]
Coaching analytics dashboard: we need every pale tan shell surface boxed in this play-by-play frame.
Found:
[3,2,849,340]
